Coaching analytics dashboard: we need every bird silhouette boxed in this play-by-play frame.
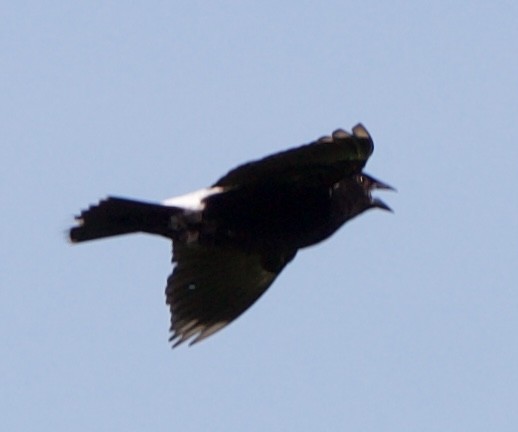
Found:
[69,123,393,347]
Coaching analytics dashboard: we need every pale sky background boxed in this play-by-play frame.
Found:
[2,1,518,431]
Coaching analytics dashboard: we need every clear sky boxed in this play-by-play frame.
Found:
[3,1,518,431]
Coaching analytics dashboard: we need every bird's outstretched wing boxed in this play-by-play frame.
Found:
[214,124,373,188]
[166,243,295,346]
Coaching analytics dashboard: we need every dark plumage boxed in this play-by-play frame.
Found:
[69,123,393,346]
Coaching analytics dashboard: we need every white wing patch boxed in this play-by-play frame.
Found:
[162,186,225,211]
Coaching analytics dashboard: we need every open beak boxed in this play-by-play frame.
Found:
[363,174,395,212]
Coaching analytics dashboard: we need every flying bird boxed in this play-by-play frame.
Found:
[69,123,393,347]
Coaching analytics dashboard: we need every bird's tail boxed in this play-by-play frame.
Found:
[69,197,183,243]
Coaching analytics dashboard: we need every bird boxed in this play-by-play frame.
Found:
[69,123,393,347]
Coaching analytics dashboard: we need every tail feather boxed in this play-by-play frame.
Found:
[69,197,182,243]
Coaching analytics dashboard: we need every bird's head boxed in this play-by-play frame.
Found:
[331,173,394,227]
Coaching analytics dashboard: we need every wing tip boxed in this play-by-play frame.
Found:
[325,123,372,144]
[331,129,352,139]
[352,123,370,139]
[168,321,229,348]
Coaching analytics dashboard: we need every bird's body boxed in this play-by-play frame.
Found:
[69,123,393,346]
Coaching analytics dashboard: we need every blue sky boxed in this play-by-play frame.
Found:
[2,1,518,431]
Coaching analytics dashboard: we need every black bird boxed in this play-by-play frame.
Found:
[69,123,393,347]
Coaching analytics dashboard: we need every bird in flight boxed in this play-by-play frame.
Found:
[69,123,393,347]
